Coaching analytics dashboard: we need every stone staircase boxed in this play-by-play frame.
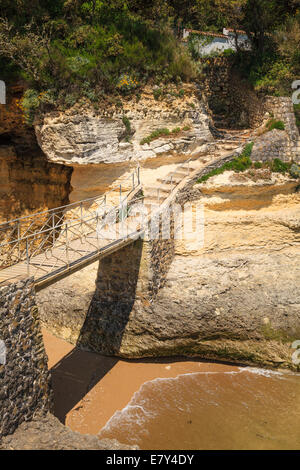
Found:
[141,129,252,209]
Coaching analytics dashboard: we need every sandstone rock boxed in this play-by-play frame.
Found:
[34,86,212,165]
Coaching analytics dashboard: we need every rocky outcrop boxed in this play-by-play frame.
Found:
[98,176,300,369]
[0,412,138,450]
[34,84,213,166]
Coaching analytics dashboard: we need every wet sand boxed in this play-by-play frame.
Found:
[42,329,300,450]
[42,329,240,434]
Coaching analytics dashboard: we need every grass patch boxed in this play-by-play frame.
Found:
[266,119,285,132]
[197,143,254,184]
[140,125,191,145]
[197,142,300,184]
[122,115,131,134]
[269,158,289,173]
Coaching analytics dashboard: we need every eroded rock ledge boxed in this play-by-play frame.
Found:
[0,413,137,450]
[34,84,213,165]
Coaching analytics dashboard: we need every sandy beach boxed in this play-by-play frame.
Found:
[42,329,240,435]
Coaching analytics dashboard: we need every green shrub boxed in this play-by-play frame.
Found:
[266,119,285,131]
[270,158,289,173]
[242,142,254,158]
[122,115,131,134]
[0,10,196,101]
[140,128,170,145]
[222,48,235,57]
[21,89,40,125]
[153,88,163,101]
[289,164,300,179]
[64,93,77,108]
[231,155,252,172]
[254,161,263,169]
[197,155,252,184]
[197,143,254,183]
[140,125,192,145]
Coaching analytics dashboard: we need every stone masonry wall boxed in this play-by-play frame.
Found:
[77,214,175,355]
[0,278,51,438]
[200,56,265,129]
[251,129,291,163]
[264,96,300,163]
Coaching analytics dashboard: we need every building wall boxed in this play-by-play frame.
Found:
[183,29,251,56]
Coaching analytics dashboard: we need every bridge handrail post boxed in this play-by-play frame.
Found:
[17,221,21,261]
[52,212,56,246]
[80,202,83,240]
[65,223,69,267]
[26,238,30,277]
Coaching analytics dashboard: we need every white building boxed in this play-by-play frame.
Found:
[182,28,251,56]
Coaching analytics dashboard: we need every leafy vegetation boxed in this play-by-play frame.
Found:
[140,125,191,145]
[0,1,299,111]
[0,1,197,108]
[266,119,286,131]
[197,141,300,184]
[197,143,254,184]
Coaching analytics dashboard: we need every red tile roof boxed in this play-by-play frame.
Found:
[185,29,227,39]
[226,28,247,35]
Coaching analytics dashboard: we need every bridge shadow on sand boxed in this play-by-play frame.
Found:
[50,239,144,424]
[50,348,118,424]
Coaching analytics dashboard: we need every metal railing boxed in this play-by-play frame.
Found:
[0,166,141,281]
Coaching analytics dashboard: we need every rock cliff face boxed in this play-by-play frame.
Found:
[35,85,212,166]
[34,84,213,202]
[0,85,72,222]
[0,145,72,222]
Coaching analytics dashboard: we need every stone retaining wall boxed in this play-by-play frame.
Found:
[0,278,51,438]
[264,96,300,162]
[77,215,175,355]
[200,56,265,129]
[251,129,291,162]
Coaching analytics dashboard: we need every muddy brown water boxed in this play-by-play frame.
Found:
[43,329,300,450]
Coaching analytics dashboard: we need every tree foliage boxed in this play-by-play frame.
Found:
[0,0,299,100]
